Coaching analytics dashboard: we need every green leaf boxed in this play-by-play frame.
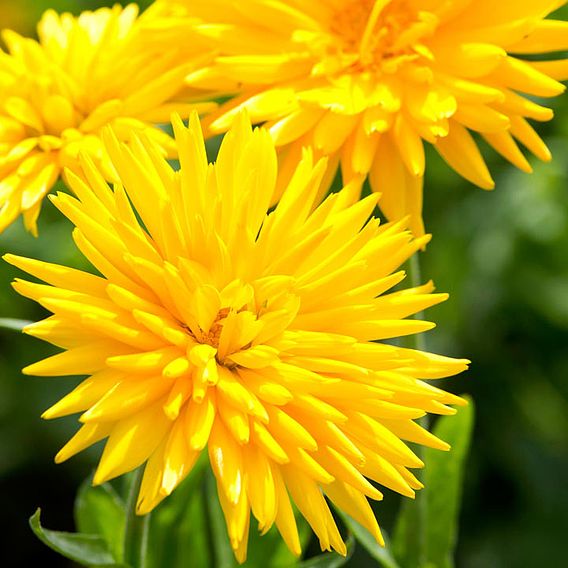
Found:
[392,397,474,568]
[296,534,354,568]
[75,478,126,561]
[29,508,127,567]
[423,397,475,568]
[338,512,400,568]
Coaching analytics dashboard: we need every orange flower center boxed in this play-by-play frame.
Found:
[331,0,438,71]
[190,307,231,348]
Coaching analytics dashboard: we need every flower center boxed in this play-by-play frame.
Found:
[330,0,438,71]
[191,307,231,349]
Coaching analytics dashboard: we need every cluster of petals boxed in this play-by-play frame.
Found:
[7,113,468,561]
[0,3,211,234]
[149,0,568,235]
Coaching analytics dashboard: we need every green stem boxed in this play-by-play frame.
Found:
[123,468,150,568]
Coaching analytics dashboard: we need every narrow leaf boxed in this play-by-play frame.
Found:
[392,397,474,568]
[29,508,127,567]
[423,396,475,568]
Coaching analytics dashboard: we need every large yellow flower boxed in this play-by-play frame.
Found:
[6,112,468,562]
[153,0,568,235]
[0,4,211,235]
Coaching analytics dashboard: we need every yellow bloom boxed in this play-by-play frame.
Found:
[6,112,468,562]
[0,4,211,235]
[155,0,568,235]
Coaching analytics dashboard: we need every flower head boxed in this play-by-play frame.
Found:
[156,0,568,235]
[0,4,211,235]
[6,112,468,562]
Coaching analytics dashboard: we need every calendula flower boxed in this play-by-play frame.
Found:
[153,0,568,235]
[6,112,468,562]
[0,4,212,235]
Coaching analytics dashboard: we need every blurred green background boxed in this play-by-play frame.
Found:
[1,1,567,567]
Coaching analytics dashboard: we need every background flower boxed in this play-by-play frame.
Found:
[0,3,212,235]
[7,112,467,561]
[153,0,568,235]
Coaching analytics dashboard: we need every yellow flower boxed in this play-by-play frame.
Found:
[0,4,211,235]
[6,112,468,562]
[155,0,568,235]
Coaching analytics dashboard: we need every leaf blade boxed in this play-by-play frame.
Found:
[392,397,475,568]
[74,478,126,561]
[424,397,475,568]
[29,508,127,567]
